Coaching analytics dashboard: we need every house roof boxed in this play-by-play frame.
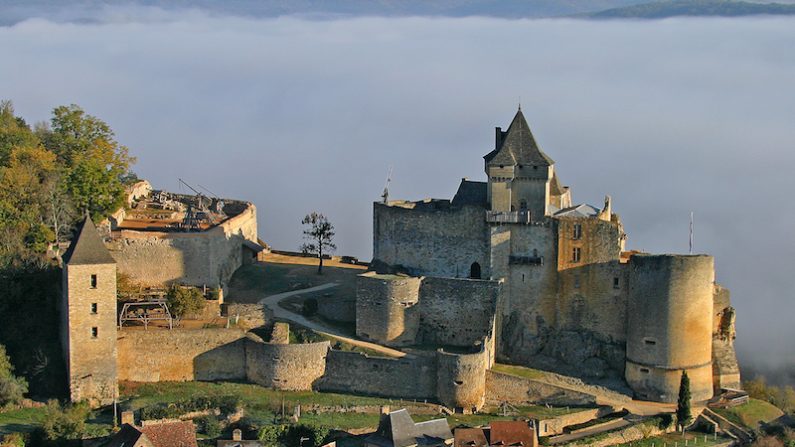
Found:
[484,109,554,167]
[488,421,535,447]
[139,421,198,447]
[452,179,488,207]
[368,409,453,447]
[553,204,599,219]
[62,216,116,265]
[102,424,153,447]
[454,428,488,447]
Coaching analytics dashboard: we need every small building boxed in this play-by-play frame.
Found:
[365,409,453,447]
[103,421,198,447]
[454,421,537,447]
[217,428,264,447]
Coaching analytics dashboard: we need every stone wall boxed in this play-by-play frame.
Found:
[712,285,740,391]
[484,371,598,407]
[418,277,500,348]
[561,419,672,447]
[317,294,356,323]
[245,334,329,391]
[626,254,715,402]
[373,202,490,279]
[536,406,619,437]
[116,329,247,382]
[107,202,258,288]
[319,350,437,399]
[224,303,267,329]
[63,263,118,405]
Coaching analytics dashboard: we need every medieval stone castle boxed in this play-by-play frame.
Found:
[59,108,740,413]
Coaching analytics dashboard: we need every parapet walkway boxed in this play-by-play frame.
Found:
[259,283,407,358]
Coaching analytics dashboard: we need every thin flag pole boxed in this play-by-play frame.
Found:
[689,212,694,254]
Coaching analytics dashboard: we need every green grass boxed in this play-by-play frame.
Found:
[0,407,48,434]
[713,398,784,429]
[492,363,545,380]
[614,431,732,447]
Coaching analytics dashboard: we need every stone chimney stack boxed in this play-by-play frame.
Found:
[120,410,135,426]
[233,429,243,441]
[495,127,502,148]
[380,405,390,415]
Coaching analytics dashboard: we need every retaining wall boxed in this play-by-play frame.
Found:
[485,371,597,407]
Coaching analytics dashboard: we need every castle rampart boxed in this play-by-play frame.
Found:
[625,254,715,402]
[373,201,489,278]
[107,201,258,288]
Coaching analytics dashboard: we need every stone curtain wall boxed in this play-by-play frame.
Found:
[107,202,258,288]
[245,335,329,390]
[117,329,248,382]
[372,202,490,278]
[317,294,356,323]
[536,406,619,437]
[224,303,267,330]
[712,285,741,391]
[319,350,438,399]
[417,277,500,348]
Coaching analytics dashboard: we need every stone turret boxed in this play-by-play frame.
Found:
[483,108,554,221]
[61,216,118,405]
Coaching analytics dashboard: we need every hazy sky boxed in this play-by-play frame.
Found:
[1,10,793,371]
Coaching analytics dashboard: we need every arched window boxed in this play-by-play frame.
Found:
[469,262,481,279]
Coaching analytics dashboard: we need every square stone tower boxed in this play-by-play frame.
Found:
[61,216,118,405]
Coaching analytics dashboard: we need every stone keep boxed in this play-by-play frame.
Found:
[61,217,118,405]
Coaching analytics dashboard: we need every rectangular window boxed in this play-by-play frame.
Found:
[91,327,98,338]
[572,247,581,263]
[90,274,97,289]
[613,277,620,289]
[91,303,98,314]
[573,224,582,240]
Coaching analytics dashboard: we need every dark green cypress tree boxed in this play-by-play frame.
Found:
[677,370,692,428]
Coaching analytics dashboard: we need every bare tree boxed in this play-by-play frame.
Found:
[300,212,336,274]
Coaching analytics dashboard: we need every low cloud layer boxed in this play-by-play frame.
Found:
[1,10,793,373]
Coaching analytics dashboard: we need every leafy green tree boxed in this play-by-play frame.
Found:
[0,432,25,447]
[0,100,39,167]
[0,344,28,407]
[300,212,336,274]
[677,370,692,428]
[166,286,206,318]
[40,104,135,220]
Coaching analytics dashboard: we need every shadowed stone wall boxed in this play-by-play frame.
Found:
[245,334,329,390]
[418,277,500,348]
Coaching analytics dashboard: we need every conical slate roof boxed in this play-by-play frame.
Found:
[484,108,554,166]
[62,216,116,265]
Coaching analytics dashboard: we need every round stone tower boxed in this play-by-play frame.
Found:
[436,349,488,413]
[355,273,421,346]
[625,254,714,403]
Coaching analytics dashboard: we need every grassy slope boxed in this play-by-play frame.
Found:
[714,398,784,429]
[492,363,545,380]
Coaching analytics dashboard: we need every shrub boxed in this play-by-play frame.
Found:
[40,400,91,443]
[0,343,28,407]
[0,433,25,447]
[166,286,206,318]
[257,424,286,446]
[195,415,222,438]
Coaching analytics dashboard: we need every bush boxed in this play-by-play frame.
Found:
[0,433,25,447]
[166,286,206,318]
[195,415,222,438]
[138,395,242,422]
[257,424,286,446]
[40,400,91,443]
[0,344,28,407]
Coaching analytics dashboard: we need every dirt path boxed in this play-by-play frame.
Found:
[259,283,407,358]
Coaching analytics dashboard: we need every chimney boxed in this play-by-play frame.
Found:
[495,127,502,148]
[120,410,135,426]
[233,429,243,441]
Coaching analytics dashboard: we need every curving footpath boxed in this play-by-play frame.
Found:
[258,282,407,358]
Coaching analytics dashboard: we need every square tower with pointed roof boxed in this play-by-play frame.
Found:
[61,216,118,405]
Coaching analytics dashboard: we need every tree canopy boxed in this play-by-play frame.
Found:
[300,212,336,274]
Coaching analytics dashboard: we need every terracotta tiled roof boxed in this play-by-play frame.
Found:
[140,421,198,447]
[454,428,488,447]
[488,421,536,447]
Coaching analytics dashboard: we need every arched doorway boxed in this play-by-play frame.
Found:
[469,262,481,279]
